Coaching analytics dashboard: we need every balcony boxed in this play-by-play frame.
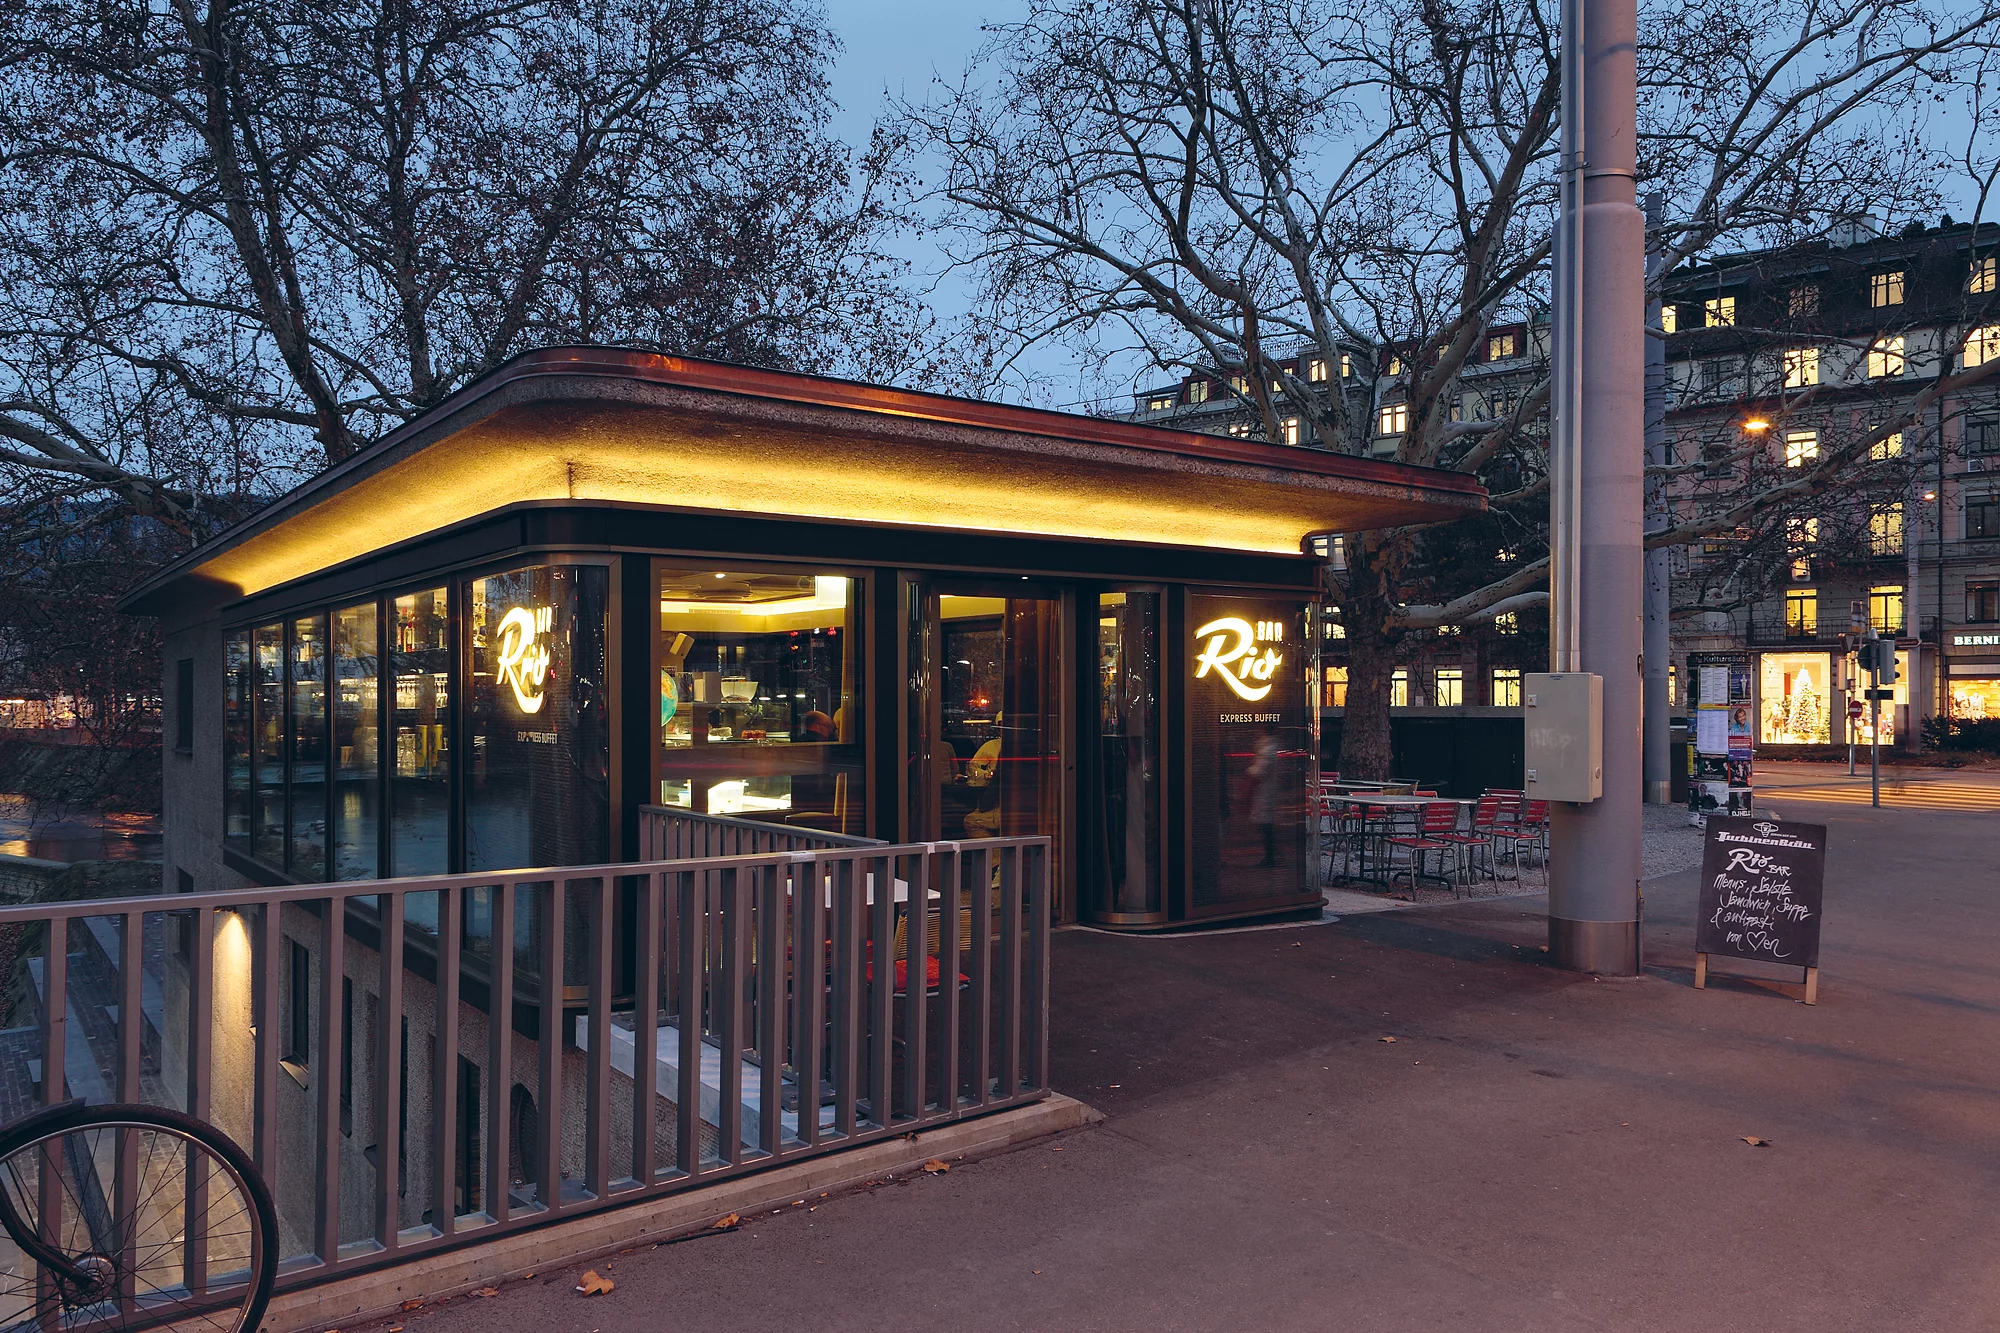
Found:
[0,813,1051,1308]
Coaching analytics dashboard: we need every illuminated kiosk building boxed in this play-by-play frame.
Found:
[117,349,1481,1249]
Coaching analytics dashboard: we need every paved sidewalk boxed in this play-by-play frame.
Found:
[402,767,1999,1332]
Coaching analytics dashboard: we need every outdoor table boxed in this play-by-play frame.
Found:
[1323,795,1476,884]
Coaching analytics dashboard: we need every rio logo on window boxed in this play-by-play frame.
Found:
[1194,617,1285,702]
[496,605,554,713]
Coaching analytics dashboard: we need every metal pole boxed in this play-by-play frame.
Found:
[1642,192,1671,803]
[1548,0,1644,974]
[1870,658,1881,808]
[1550,0,1585,675]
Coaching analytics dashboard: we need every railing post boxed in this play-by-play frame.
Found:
[717,868,748,1163]
[431,886,461,1238]
[585,877,613,1198]
[485,883,513,1225]
[535,882,563,1211]
[755,863,785,1157]
[315,896,345,1264]
[790,854,825,1149]
[632,872,661,1184]
[374,891,405,1248]
[674,870,705,1176]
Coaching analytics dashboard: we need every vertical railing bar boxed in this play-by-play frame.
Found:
[756,864,784,1157]
[374,891,405,1250]
[535,882,563,1213]
[969,848,994,1109]
[315,895,344,1265]
[902,850,930,1122]
[1028,841,1051,1094]
[36,915,68,1333]
[116,911,144,1318]
[431,886,461,1239]
[586,878,613,1197]
[632,874,661,1185]
[1000,842,1024,1101]
[485,883,513,1226]
[831,858,860,1139]
[868,853,894,1129]
[187,904,215,1294]
[252,905,280,1179]
[675,871,704,1177]
[717,870,747,1165]
[935,848,962,1119]
[793,856,825,1149]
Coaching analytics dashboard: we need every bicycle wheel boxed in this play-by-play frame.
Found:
[0,1103,277,1333]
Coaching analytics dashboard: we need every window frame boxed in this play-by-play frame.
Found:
[1869,270,1906,307]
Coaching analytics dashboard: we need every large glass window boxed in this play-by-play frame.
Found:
[1759,653,1830,744]
[391,589,451,876]
[225,631,252,851]
[1094,591,1161,918]
[289,614,328,878]
[332,603,380,878]
[467,565,609,871]
[252,624,285,865]
[1188,595,1312,912]
[658,567,864,836]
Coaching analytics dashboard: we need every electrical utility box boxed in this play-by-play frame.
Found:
[1522,672,1603,802]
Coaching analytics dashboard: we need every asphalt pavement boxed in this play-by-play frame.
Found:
[392,764,2000,1332]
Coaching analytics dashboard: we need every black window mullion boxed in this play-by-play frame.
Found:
[379,597,392,880]
[283,619,294,874]
[448,578,465,875]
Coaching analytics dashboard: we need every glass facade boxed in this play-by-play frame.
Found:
[467,564,610,871]
[657,567,864,836]
[225,630,252,851]
[1094,591,1161,918]
[391,589,451,876]
[1188,594,1313,913]
[252,624,285,865]
[331,604,380,879]
[289,615,329,880]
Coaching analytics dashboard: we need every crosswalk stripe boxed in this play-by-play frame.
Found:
[1761,784,2000,810]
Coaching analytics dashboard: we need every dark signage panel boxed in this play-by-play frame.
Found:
[1695,815,1828,970]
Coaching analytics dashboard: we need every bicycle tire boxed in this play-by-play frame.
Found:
[0,1102,279,1333]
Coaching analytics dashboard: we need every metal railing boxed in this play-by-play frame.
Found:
[0,837,1049,1299]
[639,806,884,859]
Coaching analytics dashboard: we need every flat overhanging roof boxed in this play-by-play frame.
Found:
[121,347,1485,614]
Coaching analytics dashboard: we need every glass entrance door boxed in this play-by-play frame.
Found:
[915,585,1068,916]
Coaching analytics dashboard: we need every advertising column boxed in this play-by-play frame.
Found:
[1687,650,1754,824]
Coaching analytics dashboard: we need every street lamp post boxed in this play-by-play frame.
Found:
[1547,0,1645,974]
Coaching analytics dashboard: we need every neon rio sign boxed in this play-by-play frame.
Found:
[495,605,554,713]
[1193,617,1285,702]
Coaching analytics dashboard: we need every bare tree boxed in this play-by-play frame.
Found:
[904,0,2000,776]
[0,0,927,532]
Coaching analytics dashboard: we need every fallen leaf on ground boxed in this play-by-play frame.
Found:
[1740,1135,1771,1147]
[1379,1035,1398,1044]
[574,1270,615,1297]
[401,1301,423,1311]
[713,1213,739,1229]
[922,1159,949,1174]
[470,1287,499,1298]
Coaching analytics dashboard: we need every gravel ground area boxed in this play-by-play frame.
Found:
[1641,800,1705,879]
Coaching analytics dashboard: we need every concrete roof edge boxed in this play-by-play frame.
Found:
[119,345,1485,614]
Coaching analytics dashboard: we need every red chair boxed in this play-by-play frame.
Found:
[1493,799,1551,871]
[1437,795,1501,885]
[1385,802,1466,895]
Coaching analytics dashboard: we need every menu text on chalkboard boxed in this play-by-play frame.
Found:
[1695,815,1828,978]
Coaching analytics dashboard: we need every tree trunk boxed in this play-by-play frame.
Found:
[1336,541,1403,781]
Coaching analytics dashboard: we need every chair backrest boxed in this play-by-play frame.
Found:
[1421,802,1459,833]
[1473,794,1501,821]
[1523,800,1550,824]
[1413,789,1439,798]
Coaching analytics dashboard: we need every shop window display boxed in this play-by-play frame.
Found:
[657,568,863,836]
[1759,653,1830,744]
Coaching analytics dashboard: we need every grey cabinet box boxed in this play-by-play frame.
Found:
[1522,673,1603,802]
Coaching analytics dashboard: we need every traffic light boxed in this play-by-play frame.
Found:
[1879,646,1899,684]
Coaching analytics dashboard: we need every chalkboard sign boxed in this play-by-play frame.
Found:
[1694,815,1828,1003]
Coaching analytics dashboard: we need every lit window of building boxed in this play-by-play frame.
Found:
[1869,584,1904,634]
[1434,668,1464,707]
[1972,255,1998,295]
[1282,416,1301,445]
[1785,516,1818,547]
[1785,587,1818,636]
[1322,665,1349,707]
[1147,394,1174,412]
[1968,496,2000,539]
[1868,504,1904,556]
[1307,357,1328,383]
[1487,330,1519,360]
[1760,653,1831,744]
[1491,667,1522,707]
[1187,379,1210,403]
[1387,355,1404,376]
[1965,324,2000,368]
[1228,374,1249,396]
[1390,668,1409,708]
[1867,336,1905,379]
[1705,296,1736,327]
[1659,304,1677,333]
[1378,402,1408,436]
[1783,347,1819,388]
[1340,353,1352,379]
[1227,421,1253,438]
[1789,285,1819,317]
[1495,610,1519,634]
[1783,429,1819,467]
[1870,431,1902,460]
[1869,270,1905,307]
